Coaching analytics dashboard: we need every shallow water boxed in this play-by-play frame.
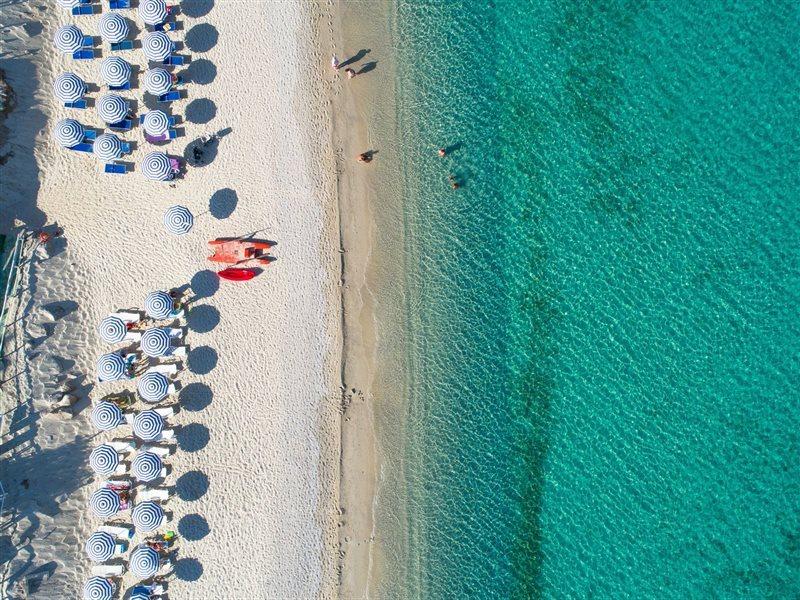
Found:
[374,1,800,598]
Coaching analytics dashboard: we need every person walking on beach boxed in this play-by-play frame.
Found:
[331,55,340,70]
[345,68,356,79]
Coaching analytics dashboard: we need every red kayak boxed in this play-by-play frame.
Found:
[217,267,259,281]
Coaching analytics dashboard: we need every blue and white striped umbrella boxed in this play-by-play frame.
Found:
[85,531,116,563]
[89,444,120,476]
[52,119,85,148]
[142,110,170,136]
[132,410,164,441]
[132,501,164,532]
[142,68,172,96]
[141,328,171,357]
[91,401,124,431]
[98,315,127,344]
[54,25,84,54]
[96,94,129,125]
[131,452,163,482]
[98,12,129,44]
[140,152,172,181]
[144,290,173,319]
[89,488,121,518]
[57,0,80,8]
[53,72,86,103]
[142,31,173,61]
[93,133,125,161]
[130,591,150,600]
[100,56,132,87]
[130,545,160,578]
[83,577,114,600]
[163,205,194,235]
[97,352,128,381]
[137,371,170,403]
[138,0,169,25]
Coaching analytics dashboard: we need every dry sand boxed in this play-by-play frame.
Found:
[0,1,342,598]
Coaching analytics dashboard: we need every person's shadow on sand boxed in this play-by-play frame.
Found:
[357,61,377,75]
[339,48,370,69]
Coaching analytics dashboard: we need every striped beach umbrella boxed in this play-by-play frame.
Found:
[98,12,129,44]
[142,31,173,61]
[131,452,163,482]
[57,0,80,8]
[52,119,85,148]
[99,56,132,87]
[141,152,172,181]
[141,328,171,357]
[85,531,116,563]
[83,577,115,600]
[142,110,170,136]
[130,591,150,600]
[96,94,129,125]
[132,410,164,441]
[53,72,86,103]
[54,25,84,54]
[142,68,172,96]
[93,133,125,161]
[89,488,121,518]
[144,290,173,319]
[89,444,120,476]
[132,501,165,532]
[91,401,124,431]
[97,352,128,381]
[163,205,194,235]
[130,545,160,578]
[137,371,170,403]
[138,0,169,25]
[98,315,127,344]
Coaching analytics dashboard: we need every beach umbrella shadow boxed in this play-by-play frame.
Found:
[190,270,219,301]
[179,382,213,412]
[181,0,214,18]
[185,98,216,124]
[209,188,238,219]
[177,423,210,452]
[188,346,217,375]
[174,557,203,581]
[185,23,218,53]
[183,58,217,85]
[176,470,210,501]
[187,304,220,333]
[178,514,210,541]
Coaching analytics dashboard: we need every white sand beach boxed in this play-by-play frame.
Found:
[0,1,341,598]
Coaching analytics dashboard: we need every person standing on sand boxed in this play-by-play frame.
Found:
[345,68,356,79]
[331,55,340,70]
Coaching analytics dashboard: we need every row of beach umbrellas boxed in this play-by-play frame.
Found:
[53,64,174,100]
[55,24,175,61]
[57,0,171,26]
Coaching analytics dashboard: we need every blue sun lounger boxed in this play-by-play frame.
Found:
[163,56,185,67]
[110,82,131,91]
[121,142,132,154]
[109,0,130,8]
[69,143,94,153]
[72,49,95,60]
[111,40,134,52]
[64,100,87,109]
[104,163,127,174]
[109,119,133,131]
[72,4,94,15]
[84,130,97,141]
[82,36,94,47]
[158,91,181,103]
[154,22,177,32]
[169,129,178,139]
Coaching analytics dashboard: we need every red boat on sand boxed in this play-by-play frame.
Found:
[218,267,259,281]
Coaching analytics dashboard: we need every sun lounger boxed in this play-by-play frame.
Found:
[64,99,87,109]
[140,444,174,457]
[72,4,94,15]
[148,364,178,375]
[153,407,175,418]
[158,90,181,103]
[111,463,130,476]
[69,143,94,153]
[137,488,171,502]
[163,56,185,67]
[156,429,175,441]
[108,439,136,453]
[72,49,95,60]
[113,542,128,556]
[169,158,180,173]
[154,21,177,32]
[99,524,134,539]
[109,119,133,131]
[109,81,131,91]
[109,0,130,8]
[84,129,97,141]
[82,36,94,47]
[120,142,132,154]
[110,40,134,51]
[111,311,140,323]
[91,564,125,577]
[104,163,127,175]
[165,327,183,338]
[124,331,141,342]
[145,133,168,144]
[168,129,178,139]
[165,346,187,358]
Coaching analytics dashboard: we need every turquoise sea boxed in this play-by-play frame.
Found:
[376,1,800,598]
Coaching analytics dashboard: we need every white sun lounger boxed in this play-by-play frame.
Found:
[165,346,187,358]
[111,463,129,476]
[113,541,128,556]
[166,327,183,338]
[153,407,175,418]
[140,444,174,457]
[148,364,178,376]
[112,311,140,323]
[99,524,134,539]
[158,559,173,574]
[156,429,175,441]
[108,439,135,453]
[137,488,171,502]
[124,331,142,343]
[91,564,125,577]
